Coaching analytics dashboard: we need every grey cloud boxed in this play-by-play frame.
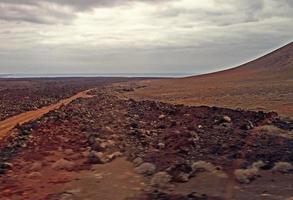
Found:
[1,0,291,25]
[0,0,173,11]
[0,0,292,74]
[155,0,292,27]
[0,0,173,24]
[0,3,76,24]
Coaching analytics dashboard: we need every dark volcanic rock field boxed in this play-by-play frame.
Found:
[0,78,133,121]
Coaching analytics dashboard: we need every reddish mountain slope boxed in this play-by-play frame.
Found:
[125,42,293,116]
[186,42,293,80]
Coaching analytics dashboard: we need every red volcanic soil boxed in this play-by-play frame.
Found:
[0,44,292,200]
[0,86,292,200]
[124,42,293,117]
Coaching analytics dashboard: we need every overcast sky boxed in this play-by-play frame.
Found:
[0,0,292,75]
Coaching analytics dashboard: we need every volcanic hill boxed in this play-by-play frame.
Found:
[126,42,293,116]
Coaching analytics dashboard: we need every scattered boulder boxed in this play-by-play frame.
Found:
[27,172,42,178]
[190,132,200,141]
[255,125,293,139]
[175,172,190,182]
[87,151,107,164]
[82,150,91,158]
[133,157,144,167]
[257,125,282,133]
[30,162,43,171]
[64,149,74,155]
[234,167,259,184]
[107,151,123,161]
[52,159,74,171]
[57,192,75,200]
[68,153,83,161]
[218,122,233,130]
[91,140,104,151]
[104,126,114,133]
[2,162,13,170]
[192,161,216,172]
[0,162,13,174]
[252,161,265,169]
[272,162,293,173]
[150,172,171,188]
[110,134,120,140]
[96,140,115,150]
[158,143,165,149]
[241,120,254,130]
[135,162,156,176]
[222,115,232,123]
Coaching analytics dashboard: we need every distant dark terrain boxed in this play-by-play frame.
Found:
[0,77,137,121]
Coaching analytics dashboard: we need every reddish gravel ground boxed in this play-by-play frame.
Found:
[0,85,292,200]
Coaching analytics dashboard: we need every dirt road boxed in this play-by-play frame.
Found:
[0,90,145,200]
[0,89,93,140]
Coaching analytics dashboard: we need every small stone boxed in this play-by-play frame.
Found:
[192,161,216,172]
[98,142,107,149]
[91,141,104,151]
[68,153,83,161]
[108,151,123,161]
[272,162,293,173]
[30,162,42,171]
[159,115,166,119]
[135,162,156,176]
[107,140,116,146]
[64,149,74,155]
[52,159,74,171]
[241,120,254,130]
[234,168,259,184]
[223,115,232,123]
[87,152,107,164]
[27,172,42,178]
[158,143,165,149]
[190,132,200,141]
[150,172,171,188]
[82,150,90,158]
[110,134,120,140]
[21,143,27,148]
[59,193,75,200]
[175,172,190,182]
[133,157,144,167]
[105,126,114,133]
[99,140,115,149]
[2,162,13,170]
[252,161,265,169]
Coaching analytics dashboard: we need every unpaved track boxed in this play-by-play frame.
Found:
[0,89,93,140]
[59,158,145,200]
[0,88,146,200]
